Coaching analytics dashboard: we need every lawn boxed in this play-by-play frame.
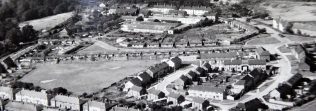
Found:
[247,36,281,45]
[19,12,73,30]
[285,34,316,42]
[20,60,159,95]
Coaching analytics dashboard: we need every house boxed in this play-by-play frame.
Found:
[188,85,225,100]
[173,75,192,89]
[83,100,116,111]
[127,86,146,98]
[121,22,179,34]
[272,17,292,33]
[249,69,268,86]
[166,56,182,70]
[185,71,198,81]
[0,86,17,100]
[270,84,296,100]
[123,78,142,92]
[146,62,170,79]
[200,52,239,64]
[284,73,303,87]
[167,93,185,104]
[187,97,210,110]
[201,62,212,73]
[137,72,152,85]
[179,6,212,16]
[193,67,206,77]
[255,47,271,61]
[234,98,268,111]
[147,88,165,100]
[50,95,85,111]
[291,45,305,61]
[15,89,52,106]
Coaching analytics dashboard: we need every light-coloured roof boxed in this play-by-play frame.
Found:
[17,89,48,100]
[53,95,81,104]
[189,85,225,93]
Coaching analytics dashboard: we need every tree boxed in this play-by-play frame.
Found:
[136,16,144,21]
[52,87,68,95]
[5,28,22,45]
[22,25,38,42]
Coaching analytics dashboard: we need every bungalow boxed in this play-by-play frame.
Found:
[147,88,165,100]
[187,97,210,110]
[188,85,225,100]
[167,93,185,105]
[173,75,192,89]
[234,98,268,111]
[166,56,182,70]
[284,73,303,87]
[127,86,146,98]
[146,62,170,79]
[15,89,52,106]
[83,100,116,111]
[137,72,152,85]
[270,84,296,100]
[123,78,142,92]
[0,86,17,100]
[50,95,85,111]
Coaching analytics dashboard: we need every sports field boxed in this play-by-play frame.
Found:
[20,60,159,95]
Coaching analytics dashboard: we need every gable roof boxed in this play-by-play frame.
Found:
[129,78,143,86]
[189,85,225,93]
[201,62,212,70]
[285,73,303,87]
[17,90,48,100]
[200,52,238,59]
[146,62,169,74]
[224,60,242,65]
[193,67,205,75]
[147,88,164,96]
[84,101,116,110]
[53,95,81,105]
[248,60,266,65]
[168,92,183,99]
[130,86,143,92]
[239,98,268,111]
[256,47,271,56]
[294,45,305,54]
[137,72,152,83]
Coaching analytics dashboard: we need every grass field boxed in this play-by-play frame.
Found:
[20,60,159,95]
[19,12,73,30]
[247,36,281,45]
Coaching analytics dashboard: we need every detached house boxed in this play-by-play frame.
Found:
[127,86,146,98]
[51,95,85,111]
[0,86,17,100]
[15,90,52,106]
[124,78,142,92]
[147,88,165,100]
[167,93,185,105]
[173,75,192,89]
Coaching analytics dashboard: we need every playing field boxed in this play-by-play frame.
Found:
[247,36,281,45]
[20,60,159,95]
[19,12,73,30]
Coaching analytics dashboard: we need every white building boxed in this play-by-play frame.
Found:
[15,89,52,106]
[188,85,225,100]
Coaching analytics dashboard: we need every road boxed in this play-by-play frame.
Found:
[153,65,197,95]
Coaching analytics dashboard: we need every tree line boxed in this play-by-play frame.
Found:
[0,0,79,57]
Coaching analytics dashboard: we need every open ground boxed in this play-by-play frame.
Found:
[20,60,159,95]
[19,12,73,31]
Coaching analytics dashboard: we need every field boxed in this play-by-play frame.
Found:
[285,34,316,42]
[246,35,281,45]
[261,1,316,21]
[19,12,73,30]
[20,60,159,95]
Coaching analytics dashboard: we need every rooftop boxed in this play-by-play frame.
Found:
[189,85,225,93]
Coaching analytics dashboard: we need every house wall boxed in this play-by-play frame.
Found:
[51,100,80,110]
[15,95,49,106]
[188,90,224,100]
[0,92,13,100]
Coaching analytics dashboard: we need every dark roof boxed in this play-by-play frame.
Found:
[200,52,238,59]
[147,62,169,74]
[256,47,271,56]
[129,78,143,86]
[187,71,198,78]
[201,62,212,70]
[191,97,209,104]
[138,72,152,83]
[224,60,242,65]
[249,69,264,78]
[248,60,266,65]
[193,67,206,75]
[238,98,268,111]
[189,85,225,93]
[285,73,303,87]
[276,84,296,97]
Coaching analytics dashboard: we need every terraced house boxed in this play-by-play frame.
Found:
[15,89,52,106]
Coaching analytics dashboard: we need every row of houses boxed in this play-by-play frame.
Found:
[0,87,116,111]
[124,57,182,93]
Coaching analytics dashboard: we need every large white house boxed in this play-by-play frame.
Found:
[15,89,52,106]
